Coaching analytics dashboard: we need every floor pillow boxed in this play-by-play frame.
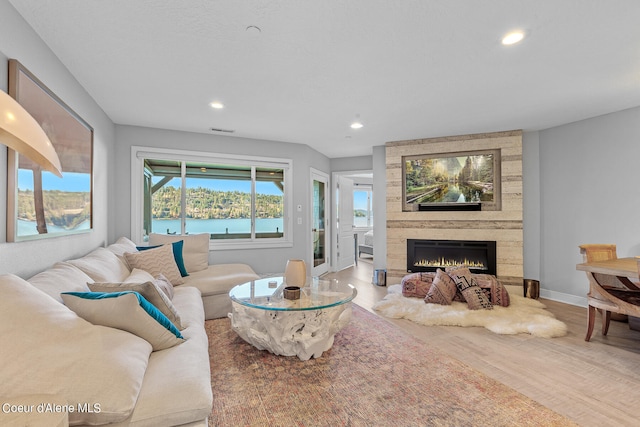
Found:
[474,273,511,307]
[401,272,436,298]
[447,266,493,310]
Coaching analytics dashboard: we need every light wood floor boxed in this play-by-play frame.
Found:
[325,259,640,427]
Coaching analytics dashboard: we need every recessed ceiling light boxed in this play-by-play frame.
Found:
[210,102,224,109]
[502,31,525,45]
[350,122,363,129]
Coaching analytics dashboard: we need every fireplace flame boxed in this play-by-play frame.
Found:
[414,257,487,270]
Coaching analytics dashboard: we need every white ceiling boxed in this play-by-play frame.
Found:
[9,0,640,158]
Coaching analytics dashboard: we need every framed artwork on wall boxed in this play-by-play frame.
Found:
[402,149,501,212]
[6,59,93,241]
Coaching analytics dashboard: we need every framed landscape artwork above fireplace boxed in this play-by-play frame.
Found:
[402,149,501,211]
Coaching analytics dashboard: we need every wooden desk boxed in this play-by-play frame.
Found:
[576,257,640,341]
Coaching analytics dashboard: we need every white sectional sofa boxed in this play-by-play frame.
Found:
[147,232,259,320]
[0,234,258,426]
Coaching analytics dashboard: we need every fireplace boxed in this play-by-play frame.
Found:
[407,239,496,275]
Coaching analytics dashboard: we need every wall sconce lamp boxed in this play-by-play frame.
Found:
[0,90,62,177]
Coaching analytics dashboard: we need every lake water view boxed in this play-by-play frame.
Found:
[18,219,90,236]
[151,218,284,235]
[19,217,370,236]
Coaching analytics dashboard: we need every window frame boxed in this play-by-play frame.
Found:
[131,146,293,250]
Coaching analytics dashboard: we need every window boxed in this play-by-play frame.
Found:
[353,185,373,228]
[132,147,292,249]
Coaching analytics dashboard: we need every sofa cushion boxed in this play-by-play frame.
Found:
[138,240,188,277]
[0,274,152,425]
[181,264,259,297]
[149,233,209,273]
[107,236,139,257]
[109,286,213,426]
[124,244,184,285]
[107,236,139,268]
[62,291,185,351]
[67,247,131,283]
[27,262,93,303]
[88,278,184,330]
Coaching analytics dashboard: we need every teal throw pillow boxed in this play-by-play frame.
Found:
[61,291,184,351]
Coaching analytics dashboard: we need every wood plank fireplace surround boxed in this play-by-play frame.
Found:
[385,130,523,286]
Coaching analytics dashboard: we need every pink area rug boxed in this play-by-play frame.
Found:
[206,304,575,426]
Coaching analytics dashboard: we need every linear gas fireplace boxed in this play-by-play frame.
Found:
[407,239,497,275]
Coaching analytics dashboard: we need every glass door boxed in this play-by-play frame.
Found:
[311,170,329,276]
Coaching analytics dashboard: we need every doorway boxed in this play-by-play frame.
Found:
[331,170,373,272]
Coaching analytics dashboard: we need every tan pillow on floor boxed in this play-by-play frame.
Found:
[401,272,436,298]
[424,269,457,305]
[474,273,511,307]
[447,266,493,310]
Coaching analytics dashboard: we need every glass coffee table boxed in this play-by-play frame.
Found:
[229,276,357,360]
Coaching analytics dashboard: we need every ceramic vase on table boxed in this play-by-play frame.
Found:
[285,259,306,286]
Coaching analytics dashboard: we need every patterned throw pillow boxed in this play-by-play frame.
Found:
[124,244,184,286]
[137,240,189,277]
[148,233,209,273]
[424,269,458,305]
[447,266,493,310]
[401,272,436,298]
[474,274,510,307]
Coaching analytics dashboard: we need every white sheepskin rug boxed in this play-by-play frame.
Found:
[372,284,568,338]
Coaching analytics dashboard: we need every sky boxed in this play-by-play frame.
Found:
[353,189,369,211]
[18,169,90,192]
[158,177,283,196]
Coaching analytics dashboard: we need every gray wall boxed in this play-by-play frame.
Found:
[330,155,373,172]
[538,106,640,305]
[0,0,115,278]
[113,125,331,274]
[3,0,640,301]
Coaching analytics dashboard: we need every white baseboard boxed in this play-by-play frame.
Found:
[540,288,587,308]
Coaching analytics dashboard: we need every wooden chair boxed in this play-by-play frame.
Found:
[579,244,640,341]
